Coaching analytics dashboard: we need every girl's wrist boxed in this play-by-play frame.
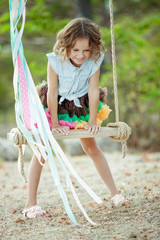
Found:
[51,115,59,126]
[51,121,59,128]
[88,120,97,125]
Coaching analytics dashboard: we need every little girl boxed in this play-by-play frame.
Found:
[23,18,126,219]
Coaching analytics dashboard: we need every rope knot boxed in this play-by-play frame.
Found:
[107,121,132,158]
[9,128,27,183]
[11,128,27,146]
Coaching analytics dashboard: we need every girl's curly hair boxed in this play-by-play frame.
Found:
[53,18,105,63]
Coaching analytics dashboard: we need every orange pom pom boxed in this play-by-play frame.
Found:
[97,105,112,121]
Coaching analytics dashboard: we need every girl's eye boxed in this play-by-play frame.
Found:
[73,49,90,52]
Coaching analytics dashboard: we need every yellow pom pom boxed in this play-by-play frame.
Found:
[96,119,102,126]
[97,104,112,121]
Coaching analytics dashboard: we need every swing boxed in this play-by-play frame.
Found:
[7,0,131,225]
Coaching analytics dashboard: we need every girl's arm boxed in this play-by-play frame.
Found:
[47,62,70,135]
[84,68,101,134]
[47,62,59,126]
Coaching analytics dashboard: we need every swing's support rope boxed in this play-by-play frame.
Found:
[108,0,119,122]
[106,0,131,157]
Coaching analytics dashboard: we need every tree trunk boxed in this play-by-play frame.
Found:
[100,0,110,27]
[76,0,92,19]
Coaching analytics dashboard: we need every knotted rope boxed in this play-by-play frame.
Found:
[10,128,27,183]
[107,122,131,158]
[107,0,131,157]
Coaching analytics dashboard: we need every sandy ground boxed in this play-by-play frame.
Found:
[0,151,160,240]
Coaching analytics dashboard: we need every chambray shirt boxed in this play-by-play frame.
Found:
[46,52,104,107]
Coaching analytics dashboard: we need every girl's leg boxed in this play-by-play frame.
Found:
[25,154,45,209]
[80,138,118,198]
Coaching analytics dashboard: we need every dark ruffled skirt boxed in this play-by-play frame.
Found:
[36,81,111,129]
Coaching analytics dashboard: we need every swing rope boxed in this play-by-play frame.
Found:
[10,127,27,182]
[108,0,119,122]
[107,0,131,158]
[8,0,131,182]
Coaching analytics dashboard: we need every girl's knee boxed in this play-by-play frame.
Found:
[33,154,45,165]
[81,140,100,156]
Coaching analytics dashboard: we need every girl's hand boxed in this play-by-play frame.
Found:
[84,124,101,135]
[52,124,70,135]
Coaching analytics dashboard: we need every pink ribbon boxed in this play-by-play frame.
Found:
[18,54,31,130]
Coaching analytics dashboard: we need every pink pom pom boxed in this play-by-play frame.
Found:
[59,120,75,129]
[43,109,76,130]
[45,109,52,129]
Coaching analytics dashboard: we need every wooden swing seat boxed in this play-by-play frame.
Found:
[7,126,118,142]
[50,126,118,140]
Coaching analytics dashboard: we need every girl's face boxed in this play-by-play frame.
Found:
[69,38,91,67]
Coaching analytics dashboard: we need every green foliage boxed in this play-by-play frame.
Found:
[105,0,160,15]
[0,12,10,34]
[101,13,160,112]
[100,13,160,149]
